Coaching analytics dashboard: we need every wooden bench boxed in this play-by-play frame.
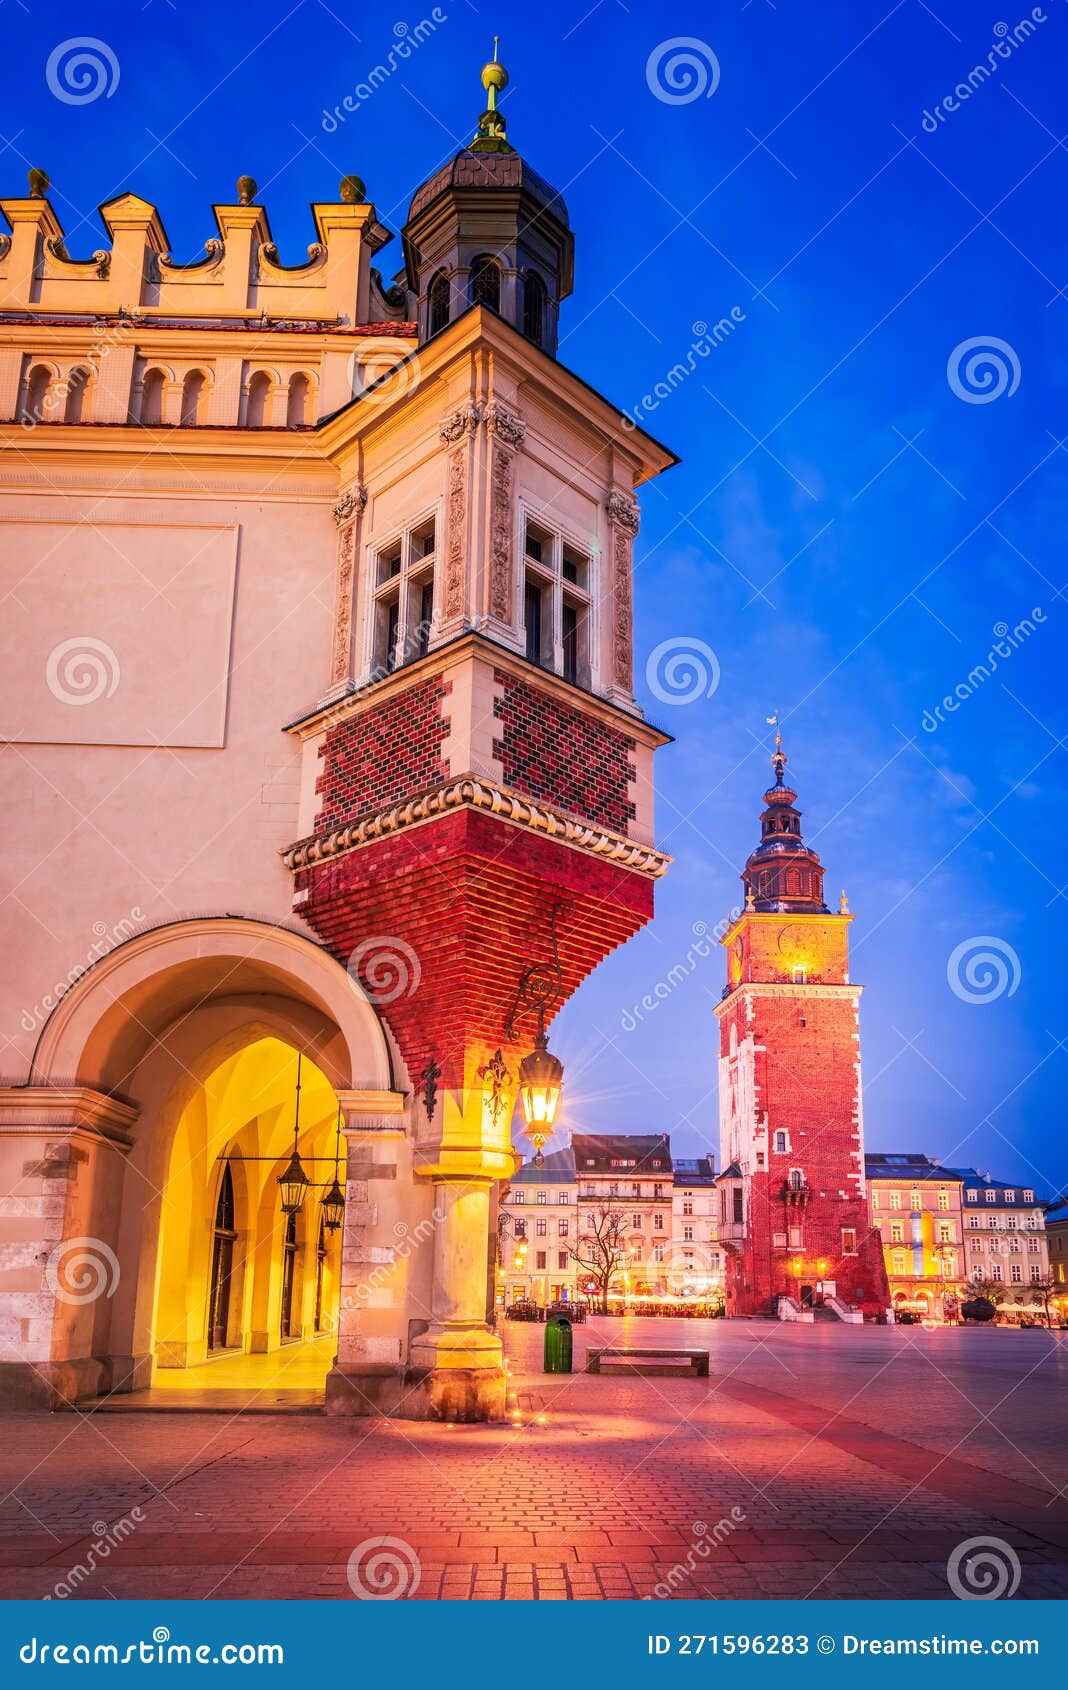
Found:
[586,1347,709,1378]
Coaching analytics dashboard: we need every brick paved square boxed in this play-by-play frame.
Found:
[0,1318,1064,1602]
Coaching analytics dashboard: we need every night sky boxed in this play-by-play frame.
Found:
[6,0,1065,1196]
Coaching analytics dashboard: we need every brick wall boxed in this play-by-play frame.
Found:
[315,674,450,830]
[492,670,636,834]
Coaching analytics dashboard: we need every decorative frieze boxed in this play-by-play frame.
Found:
[483,401,525,448]
[282,773,671,879]
[444,449,467,620]
[489,448,514,623]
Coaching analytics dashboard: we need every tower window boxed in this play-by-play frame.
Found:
[470,254,501,313]
[20,362,53,424]
[244,369,271,427]
[524,579,544,666]
[792,966,806,985]
[286,371,311,428]
[522,515,593,685]
[428,270,450,336]
[523,271,546,346]
[369,515,438,677]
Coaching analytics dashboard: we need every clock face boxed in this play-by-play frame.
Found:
[776,925,810,955]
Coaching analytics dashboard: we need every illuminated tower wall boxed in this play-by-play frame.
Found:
[715,742,889,1318]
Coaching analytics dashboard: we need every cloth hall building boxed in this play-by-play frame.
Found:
[0,57,675,1419]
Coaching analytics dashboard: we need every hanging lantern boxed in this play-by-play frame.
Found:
[517,1018,563,1162]
[321,1174,346,1232]
[321,1103,346,1232]
[278,1052,309,1215]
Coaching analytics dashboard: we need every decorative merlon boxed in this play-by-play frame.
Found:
[282,775,671,879]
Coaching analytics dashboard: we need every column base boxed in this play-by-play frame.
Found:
[324,1362,507,1422]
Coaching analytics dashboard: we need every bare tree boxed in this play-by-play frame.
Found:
[570,1206,629,1315]
[1027,1274,1059,1330]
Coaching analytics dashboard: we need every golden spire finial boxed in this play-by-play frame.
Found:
[471,36,512,151]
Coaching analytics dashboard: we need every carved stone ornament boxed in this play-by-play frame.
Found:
[333,484,368,527]
[606,491,641,537]
[489,448,514,623]
[439,402,483,445]
[612,528,633,691]
[484,401,525,448]
[331,524,356,684]
[444,449,467,619]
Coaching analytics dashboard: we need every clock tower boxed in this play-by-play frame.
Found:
[715,737,888,1319]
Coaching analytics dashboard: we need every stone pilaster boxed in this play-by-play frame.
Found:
[321,484,368,703]
[0,1087,138,1410]
[604,490,641,709]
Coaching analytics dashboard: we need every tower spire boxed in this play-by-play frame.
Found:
[740,724,829,914]
[471,37,512,152]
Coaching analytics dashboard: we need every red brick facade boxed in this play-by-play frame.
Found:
[493,670,636,834]
[719,980,887,1316]
[315,674,449,829]
[296,806,653,1092]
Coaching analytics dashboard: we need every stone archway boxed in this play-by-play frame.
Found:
[0,918,410,1410]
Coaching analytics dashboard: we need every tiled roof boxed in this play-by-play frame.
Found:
[570,1133,671,1174]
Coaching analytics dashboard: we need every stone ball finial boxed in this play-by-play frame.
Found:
[339,174,366,204]
[28,167,50,199]
[481,58,508,95]
[236,175,258,205]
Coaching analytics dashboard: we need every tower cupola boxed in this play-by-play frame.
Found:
[741,730,828,914]
[401,44,574,354]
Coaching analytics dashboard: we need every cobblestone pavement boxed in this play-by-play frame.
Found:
[0,1318,1065,1601]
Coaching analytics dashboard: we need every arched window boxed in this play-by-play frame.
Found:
[286,372,310,428]
[469,254,501,313]
[180,370,205,427]
[64,366,90,424]
[428,270,450,336]
[21,363,52,424]
[523,271,546,346]
[788,1168,805,1190]
[786,869,801,894]
[140,367,166,426]
[245,370,271,427]
[207,1162,237,1352]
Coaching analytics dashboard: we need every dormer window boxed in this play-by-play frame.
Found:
[470,255,501,312]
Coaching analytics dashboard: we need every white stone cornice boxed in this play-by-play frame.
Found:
[0,1086,138,1145]
[282,775,672,879]
[713,981,863,1017]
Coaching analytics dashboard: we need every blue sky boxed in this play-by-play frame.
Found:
[6,0,1065,1196]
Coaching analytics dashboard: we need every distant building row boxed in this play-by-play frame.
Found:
[498,1137,1061,1324]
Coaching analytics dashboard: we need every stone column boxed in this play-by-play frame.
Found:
[0,1087,138,1411]
[324,1087,418,1416]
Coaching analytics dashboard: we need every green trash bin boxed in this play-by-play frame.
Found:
[543,1312,573,1374]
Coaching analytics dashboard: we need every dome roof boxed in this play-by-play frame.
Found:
[407,148,570,227]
